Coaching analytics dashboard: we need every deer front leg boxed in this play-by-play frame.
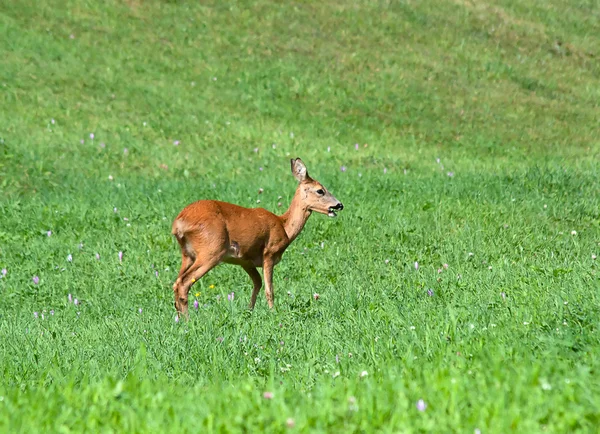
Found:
[262,257,275,309]
[242,264,262,309]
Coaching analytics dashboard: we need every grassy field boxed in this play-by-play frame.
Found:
[1,0,599,432]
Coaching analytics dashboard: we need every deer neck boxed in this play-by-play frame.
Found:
[281,189,311,244]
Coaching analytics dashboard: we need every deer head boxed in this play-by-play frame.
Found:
[290,158,344,217]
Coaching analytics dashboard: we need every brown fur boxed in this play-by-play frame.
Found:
[171,158,343,314]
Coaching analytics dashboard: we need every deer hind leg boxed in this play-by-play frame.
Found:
[175,255,224,315]
[172,234,196,294]
[172,222,229,316]
[242,264,262,309]
[175,234,227,316]
[173,253,194,293]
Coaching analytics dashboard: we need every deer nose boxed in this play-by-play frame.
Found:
[333,202,344,210]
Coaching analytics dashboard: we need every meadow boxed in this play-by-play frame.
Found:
[1,0,599,432]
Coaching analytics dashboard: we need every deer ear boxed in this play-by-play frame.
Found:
[291,158,308,182]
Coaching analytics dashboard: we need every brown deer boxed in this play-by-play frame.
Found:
[171,158,344,314]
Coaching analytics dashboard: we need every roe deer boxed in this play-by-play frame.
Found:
[171,158,343,314]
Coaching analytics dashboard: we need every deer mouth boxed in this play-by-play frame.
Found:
[327,202,344,218]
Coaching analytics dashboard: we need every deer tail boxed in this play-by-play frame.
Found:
[172,218,190,240]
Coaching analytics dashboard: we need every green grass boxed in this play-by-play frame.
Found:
[1,0,599,432]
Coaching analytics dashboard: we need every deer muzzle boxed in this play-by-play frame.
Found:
[328,202,344,217]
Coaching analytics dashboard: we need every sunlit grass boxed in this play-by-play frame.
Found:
[1,0,599,432]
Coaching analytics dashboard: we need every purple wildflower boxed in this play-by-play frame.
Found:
[100,142,106,148]
[173,140,180,146]
[74,298,79,306]
[47,230,52,237]
[427,289,434,297]
[50,310,54,315]
[32,276,39,284]
[90,133,94,140]
[228,292,235,302]
[354,143,359,150]
[193,300,199,310]
[68,293,72,303]
[95,253,100,260]
[501,292,506,300]
[155,271,159,278]
[174,315,179,323]
[340,166,347,172]
[118,251,123,262]
[67,254,73,262]
[1,268,6,277]
[414,261,419,271]
[447,172,454,177]
[138,308,142,314]
[416,399,427,412]
[33,312,39,318]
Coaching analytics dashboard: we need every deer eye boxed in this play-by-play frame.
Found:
[316,189,325,196]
